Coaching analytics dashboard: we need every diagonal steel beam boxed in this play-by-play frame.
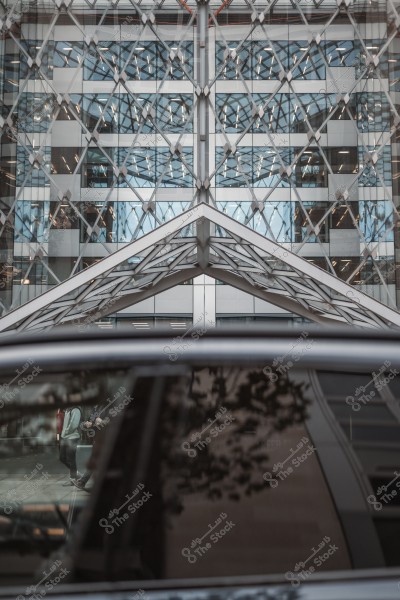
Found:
[201,204,400,328]
[0,208,204,333]
[1,204,400,332]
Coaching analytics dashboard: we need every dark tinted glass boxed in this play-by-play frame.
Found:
[1,353,400,587]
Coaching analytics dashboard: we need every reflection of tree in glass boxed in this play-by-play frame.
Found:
[159,367,310,516]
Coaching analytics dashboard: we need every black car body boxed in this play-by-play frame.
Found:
[0,328,399,600]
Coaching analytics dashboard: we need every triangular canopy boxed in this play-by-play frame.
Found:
[1,203,400,334]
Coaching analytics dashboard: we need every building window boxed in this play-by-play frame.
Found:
[49,202,80,231]
[359,201,394,242]
[325,40,357,67]
[215,41,252,79]
[293,148,327,187]
[82,94,119,134]
[289,41,325,79]
[159,41,194,80]
[79,202,116,243]
[17,93,55,133]
[122,42,158,80]
[356,93,390,132]
[53,42,84,68]
[327,147,358,174]
[118,147,157,188]
[358,145,392,186]
[83,41,119,81]
[15,201,49,243]
[19,40,53,80]
[51,147,81,175]
[157,95,193,133]
[253,147,292,188]
[82,148,115,188]
[12,257,51,286]
[330,202,359,231]
[16,146,51,187]
[156,148,194,187]
[290,94,327,133]
[215,147,252,188]
[252,42,286,80]
[294,202,329,242]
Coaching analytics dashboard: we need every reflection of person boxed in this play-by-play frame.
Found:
[73,405,107,490]
[59,406,81,486]
[56,408,64,446]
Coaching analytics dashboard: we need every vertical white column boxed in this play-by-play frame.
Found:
[193,0,216,329]
[193,274,216,327]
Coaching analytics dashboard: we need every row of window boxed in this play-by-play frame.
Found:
[0,257,94,287]
[11,200,394,245]
[13,146,193,188]
[215,39,395,80]
[219,201,394,245]
[9,145,391,189]
[3,38,397,83]
[15,201,191,244]
[4,40,194,83]
[216,146,392,188]
[217,92,393,133]
[16,93,193,134]
[14,92,393,135]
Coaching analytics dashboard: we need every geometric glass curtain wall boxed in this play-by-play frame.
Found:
[0,0,399,318]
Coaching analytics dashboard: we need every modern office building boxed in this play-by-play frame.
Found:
[0,0,400,332]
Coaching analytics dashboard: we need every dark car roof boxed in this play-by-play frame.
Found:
[0,326,398,371]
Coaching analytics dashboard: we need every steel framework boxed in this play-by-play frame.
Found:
[0,0,400,331]
[0,203,400,333]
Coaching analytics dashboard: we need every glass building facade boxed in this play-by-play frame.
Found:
[0,0,399,326]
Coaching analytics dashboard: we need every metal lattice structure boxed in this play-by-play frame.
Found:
[0,0,400,330]
[1,203,400,333]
